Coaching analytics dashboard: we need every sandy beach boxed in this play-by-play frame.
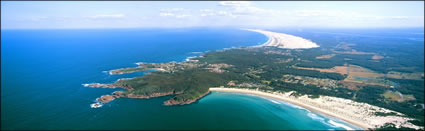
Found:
[210,87,422,130]
[243,29,320,49]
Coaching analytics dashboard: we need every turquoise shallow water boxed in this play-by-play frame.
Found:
[2,28,359,130]
[78,91,361,130]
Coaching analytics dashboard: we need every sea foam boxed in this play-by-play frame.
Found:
[328,120,355,130]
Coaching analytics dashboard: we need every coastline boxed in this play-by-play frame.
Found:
[210,88,423,130]
[84,29,421,130]
[210,87,369,130]
[243,29,320,49]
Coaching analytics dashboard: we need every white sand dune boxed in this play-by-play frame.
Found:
[243,29,319,49]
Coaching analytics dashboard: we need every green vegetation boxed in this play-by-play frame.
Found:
[116,68,240,103]
[120,67,149,72]
[376,123,417,130]
[294,42,424,74]
[375,112,398,117]
[107,44,423,127]
[197,48,345,80]
[109,66,152,75]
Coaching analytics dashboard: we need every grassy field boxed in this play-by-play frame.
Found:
[382,90,415,102]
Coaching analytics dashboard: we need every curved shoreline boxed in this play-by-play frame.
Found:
[243,29,320,49]
[210,87,369,130]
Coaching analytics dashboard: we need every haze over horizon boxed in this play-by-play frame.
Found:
[1,1,424,29]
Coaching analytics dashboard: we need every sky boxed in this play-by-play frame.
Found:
[1,1,424,29]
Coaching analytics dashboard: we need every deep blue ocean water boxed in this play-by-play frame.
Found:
[1,28,372,130]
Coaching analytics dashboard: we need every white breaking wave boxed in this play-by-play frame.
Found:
[190,52,203,54]
[279,101,306,110]
[307,112,343,129]
[308,112,326,121]
[268,99,281,104]
[116,78,132,82]
[91,99,103,109]
[185,56,198,61]
[328,120,355,130]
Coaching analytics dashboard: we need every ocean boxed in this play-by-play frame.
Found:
[2,28,361,130]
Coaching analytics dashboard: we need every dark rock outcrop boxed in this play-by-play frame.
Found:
[164,90,210,106]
